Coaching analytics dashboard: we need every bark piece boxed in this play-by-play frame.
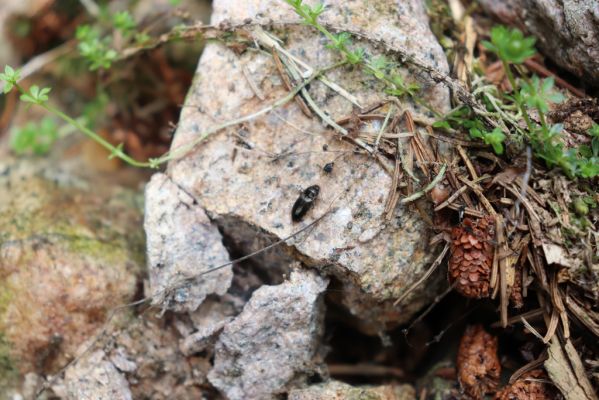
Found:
[457,325,501,399]
[208,270,328,400]
[545,337,598,400]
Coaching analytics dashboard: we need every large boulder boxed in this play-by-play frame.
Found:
[145,0,450,333]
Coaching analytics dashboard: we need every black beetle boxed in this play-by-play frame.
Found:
[291,185,320,222]
[323,162,334,173]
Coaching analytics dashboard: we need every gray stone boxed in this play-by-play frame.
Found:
[180,297,237,355]
[153,0,449,330]
[208,270,328,400]
[65,350,132,400]
[144,173,233,312]
[480,0,599,84]
[288,380,416,400]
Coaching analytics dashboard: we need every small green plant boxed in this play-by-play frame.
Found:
[20,85,52,105]
[10,117,59,155]
[113,11,136,35]
[75,10,143,71]
[0,65,149,167]
[433,107,507,154]
[76,25,118,70]
[482,26,536,65]
[282,0,431,113]
[436,25,597,178]
[470,127,506,155]
[0,66,20,94]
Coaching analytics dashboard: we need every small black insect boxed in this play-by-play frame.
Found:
[291,185,320,222]
[323,162,334,173]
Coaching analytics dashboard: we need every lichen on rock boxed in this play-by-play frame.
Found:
[0,159,145,391]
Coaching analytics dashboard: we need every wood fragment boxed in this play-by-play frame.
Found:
[496,215,509,327]
[400,164,447,205]
[565,293,599,337]
[542,309,559,344]
[508,355,547,384]
[446,203,485,218]
[457,145,478,180]
[545,337,599,400]
[445,166,475,208]
[272,49,312,117]
[458,176,496,216]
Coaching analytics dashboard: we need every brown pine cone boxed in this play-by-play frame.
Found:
[457,325,501,400]
[495,369,555,400]
[449,216,495,298]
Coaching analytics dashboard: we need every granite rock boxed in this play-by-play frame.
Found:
[288,380,416,400]
[64,350,132,400]
[208,270,328,399]
[0,159,144,379]
[146,0,450,331]
[144,173,233,312]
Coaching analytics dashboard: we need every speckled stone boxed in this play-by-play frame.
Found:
[64,350,132,400]
[0,159,145,383]
[146,0,449,330]
[288,380,416,400]
[144,173,233,312]
[208,270,328,400]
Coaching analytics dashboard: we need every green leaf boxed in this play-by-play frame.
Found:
[327,32,351,50]
[10,117,58,155]
[432,120,452,130]
[346,48,364,64]
[485,128,507,154]
[520,76,564,113]
[0,65,21,94]
[370,55,389,71]
[469,127,506,154]
[108,143,125,159]
[469,128,484,139]
[113,11,136,33]
[577,158,599,178]
[486,25,537,64]
[578,144,592,158]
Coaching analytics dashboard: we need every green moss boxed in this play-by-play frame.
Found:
[0,333,19,398]
[0,283,13,321]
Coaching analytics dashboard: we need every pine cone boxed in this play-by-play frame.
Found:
[457,325,501,400]
[449,216,495,298]
[495,369,555,400]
